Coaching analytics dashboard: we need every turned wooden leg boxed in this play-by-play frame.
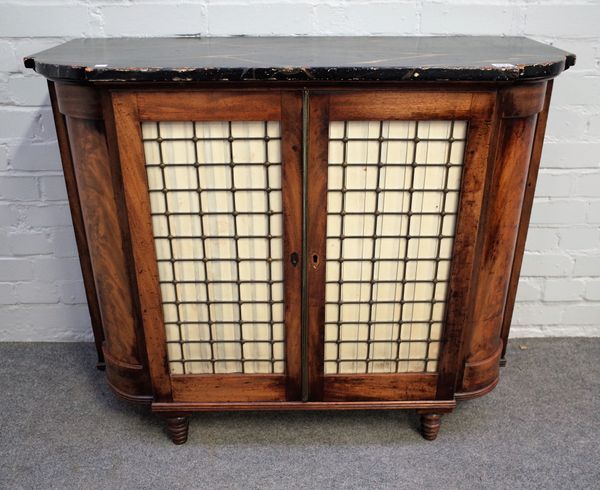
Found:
[420,413,442,441]
[165,416,190,445]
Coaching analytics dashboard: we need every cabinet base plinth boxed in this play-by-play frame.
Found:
[152,400,456,412]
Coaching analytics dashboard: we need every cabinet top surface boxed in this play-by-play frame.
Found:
[24,36,574,83]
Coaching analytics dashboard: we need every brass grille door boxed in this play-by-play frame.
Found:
[306,91,495,401]
[114,92,303,402]
[324,119,466,374]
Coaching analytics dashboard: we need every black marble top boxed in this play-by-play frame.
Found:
[24,36,575,83]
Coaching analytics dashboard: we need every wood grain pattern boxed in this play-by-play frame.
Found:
[47,76,562,441]
[153,399,456,412]
[323,373,438,401]
[308,89,497,403]
[100,89,153,384]
[454,376,499,401]
[500,82,547,118]
[459,82,547,394]
[500,81,554,363]
[111,91,174,402]
[435,91,496,399]
[328,91,476,120]
[466,116,537,366]
[55,83,152,400]
[171,374,287,402]
[306,94,330,401]
[113,89,303,403]
[281,91,304,399]
[55,82,103,119]
[461,342,503,391]
[48,81,105,368]
[136,91,282,121]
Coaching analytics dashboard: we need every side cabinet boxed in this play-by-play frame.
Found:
[26,36,573,444]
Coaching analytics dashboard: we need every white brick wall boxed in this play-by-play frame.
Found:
[0,0,598,341]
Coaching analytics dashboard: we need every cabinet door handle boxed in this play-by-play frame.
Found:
[290,252,299,267]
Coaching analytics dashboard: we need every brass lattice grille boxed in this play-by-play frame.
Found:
[324,120,467,374]
[142,121,285,375]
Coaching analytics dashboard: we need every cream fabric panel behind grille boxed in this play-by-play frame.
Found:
[325,120,467,374]
[142,121,284,375]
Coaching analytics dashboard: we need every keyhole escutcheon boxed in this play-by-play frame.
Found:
[311,253,320,270]
[290,252,299,267]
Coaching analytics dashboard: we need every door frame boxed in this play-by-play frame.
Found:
[110,89,303,403]
[305,89,497,402]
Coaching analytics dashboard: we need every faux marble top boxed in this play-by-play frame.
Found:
[24,36,575,83]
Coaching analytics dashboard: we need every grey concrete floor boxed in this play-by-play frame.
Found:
[0,338,598,489]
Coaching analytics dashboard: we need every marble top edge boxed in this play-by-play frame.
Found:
[24,36,575,83]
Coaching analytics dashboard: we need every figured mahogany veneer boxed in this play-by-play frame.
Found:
[26,36,573,444]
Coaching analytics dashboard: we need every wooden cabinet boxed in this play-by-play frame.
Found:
[26,36,574,444]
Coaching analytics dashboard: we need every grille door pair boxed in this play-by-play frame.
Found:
[113,90,494,403]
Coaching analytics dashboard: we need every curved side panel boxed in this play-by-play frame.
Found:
[54,82,152,403]
[48,81,105,368]
[460,344,503,398]
[500,81,554,363]
[457,82,547,397]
